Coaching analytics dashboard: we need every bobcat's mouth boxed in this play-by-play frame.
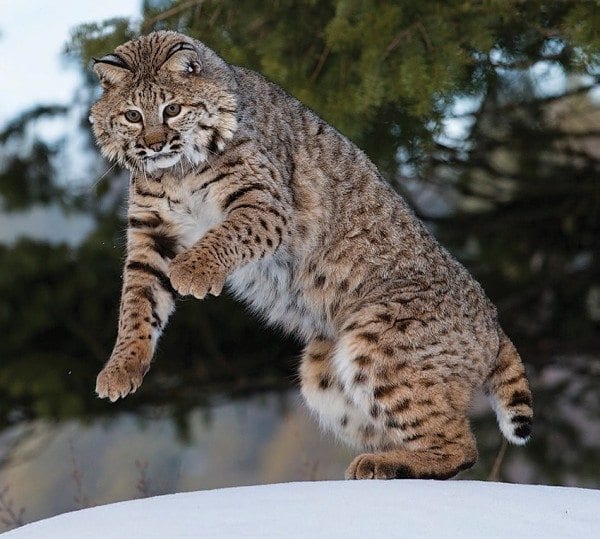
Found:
[144,151,181,172]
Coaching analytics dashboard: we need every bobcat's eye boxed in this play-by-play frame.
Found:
[124,110,142,123]
[164,104,182,118]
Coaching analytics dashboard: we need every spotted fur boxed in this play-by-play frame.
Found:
[91,31,533,480]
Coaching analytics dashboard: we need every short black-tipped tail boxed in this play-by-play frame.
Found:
[485,330,533,445]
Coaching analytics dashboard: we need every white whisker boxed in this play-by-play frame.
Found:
[184,155,202,176]
[88,162,117,192]
[142,162,150,189]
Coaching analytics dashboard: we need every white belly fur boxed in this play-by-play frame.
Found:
[161,176,327,341]
[228,252,328,341]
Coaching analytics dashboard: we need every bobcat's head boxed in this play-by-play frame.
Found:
[90,31,238,174]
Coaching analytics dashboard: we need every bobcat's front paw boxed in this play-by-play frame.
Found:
[96,353,150,402]
[168,248,227,299]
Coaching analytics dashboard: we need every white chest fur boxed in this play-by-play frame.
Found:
[159,173,223,249]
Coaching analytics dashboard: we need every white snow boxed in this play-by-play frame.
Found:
[3,480,598,538]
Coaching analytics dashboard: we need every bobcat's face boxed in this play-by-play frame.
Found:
[90,31,237,174]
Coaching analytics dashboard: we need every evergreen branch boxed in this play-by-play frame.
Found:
[141,0,203,33]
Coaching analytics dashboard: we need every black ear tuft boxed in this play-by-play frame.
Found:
[92,53,129,69]
[92,54,130,88]
[166,42,196,57]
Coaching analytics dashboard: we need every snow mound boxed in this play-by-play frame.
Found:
[4,480,598,538]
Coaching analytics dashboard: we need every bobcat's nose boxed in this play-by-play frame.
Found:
[143,125,169,153]
[148,141,165,152]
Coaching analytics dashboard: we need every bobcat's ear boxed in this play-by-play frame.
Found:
[92,54,130,88]
[160,42,201,75]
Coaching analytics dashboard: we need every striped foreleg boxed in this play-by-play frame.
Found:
[96,212,179,401]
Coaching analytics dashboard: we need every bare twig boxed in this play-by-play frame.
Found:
[488,438,509,481]
[135,459,152,498]
[142,0,202,33]
[383,26,415,57]
[309,44,331,83]
[416,22,433,53]
[301,459,320,481]
[68,440,90,508]
[0,485,25,529]
[492,84,598,113]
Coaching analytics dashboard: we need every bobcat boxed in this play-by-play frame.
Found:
[91,31,533,480]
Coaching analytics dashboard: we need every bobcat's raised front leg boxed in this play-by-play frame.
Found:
[169,171,290,298]
[96,209,179,401]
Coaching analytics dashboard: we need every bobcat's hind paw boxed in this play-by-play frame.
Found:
[345,453,414,480]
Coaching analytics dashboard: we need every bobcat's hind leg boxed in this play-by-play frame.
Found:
[300,337,385,450]
[336,306,480,480]
[345,417,477,480]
